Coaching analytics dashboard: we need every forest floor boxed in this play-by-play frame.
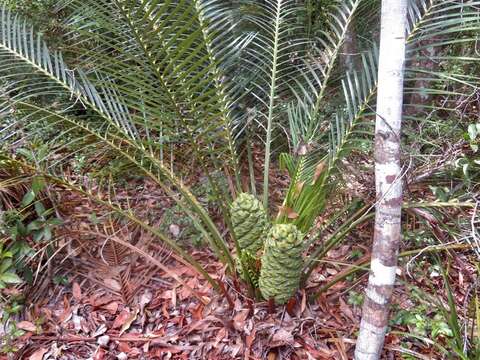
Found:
[2,175,477,360]
[6,250,441,360]
[8,239,475,359]
[9,244,475,360]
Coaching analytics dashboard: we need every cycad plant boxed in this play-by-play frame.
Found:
[0,0,479,303]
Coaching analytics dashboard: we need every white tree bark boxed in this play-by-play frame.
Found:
[354,1,408,359]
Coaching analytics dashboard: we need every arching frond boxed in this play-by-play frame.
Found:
[405,0,480,116]
[278,46,379,233]
[289,0,364,119]
[233,0,364,207]
[0,152,221,291]
[60,0,248,183]
[0,4,237,273]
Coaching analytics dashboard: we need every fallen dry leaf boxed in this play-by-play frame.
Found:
[127,348,141,357]
[139,291,152,313]
[112,310,131,329]
[190,303,204,321]
[271,328,294,347]
[29,347,48,360]
[326,245,350,259]
[72,282,82,301]
[326,268,338,275]
[339,298,356,323]
[102,301,119,315]
[233,309,249,331]
[301,290,308,311]
[213,327,227,347]
[93,347,106,360]
[17,321,37,332]
[103,278,122,292]
[286,298,297,317]
[171,287,177,308]
[120,308,139,335]
[58,308,72,323]
[244,328,256,360]
[117,341,131,353]
[93,296,115,307]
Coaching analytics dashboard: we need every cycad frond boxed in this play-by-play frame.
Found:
[0,4,236,271]
[278,46,378,233]
[274,1,369,193]
[61,0,245,182]
[290,0,363,117]
[0,6,136,138]
[233,0,307,207]
[236,0,363,207]
[405,0,480,117]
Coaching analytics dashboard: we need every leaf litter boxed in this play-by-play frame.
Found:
[2,176,477,359]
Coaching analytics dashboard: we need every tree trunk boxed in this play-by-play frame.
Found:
[354,1,408,359]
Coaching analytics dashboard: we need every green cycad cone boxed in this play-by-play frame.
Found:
[230,193,269,254]
[259,224,304,304]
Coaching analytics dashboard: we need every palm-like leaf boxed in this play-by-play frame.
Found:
[61,0,247,182]
[234,0,308,207]
[277,46,378,232]
[0,2,242,276]
[235,0,363,207]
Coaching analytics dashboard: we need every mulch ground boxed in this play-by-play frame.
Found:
[2,177,475,360]
[7,243,459,360]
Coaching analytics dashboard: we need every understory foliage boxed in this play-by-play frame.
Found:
[0,0,479,306]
